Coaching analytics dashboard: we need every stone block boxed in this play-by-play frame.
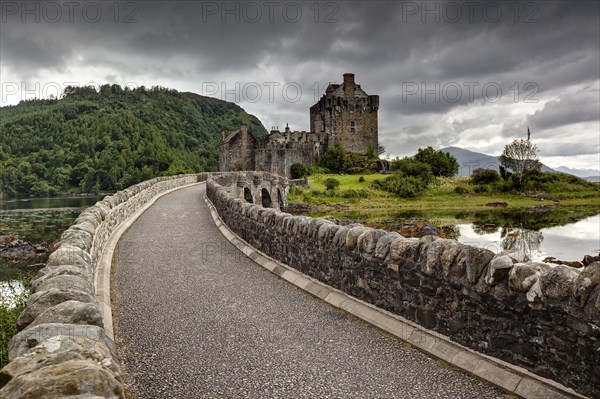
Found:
[572,261,600,307]
[9,323,105,361]
[27,301,103,330]
[346,226,369,251]
[540,266,579,301]
[374,232,403,260]
[17,289,96,331]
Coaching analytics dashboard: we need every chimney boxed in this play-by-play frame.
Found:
[343,73,355,97]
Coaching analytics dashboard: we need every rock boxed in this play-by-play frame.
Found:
[47,246,92,272]
[500,249,527,263]
[69,220,97,236]
[508,262,551,292]
[16,289,96,331]
[27,301,103,330]
[31,266,92,292]
[419,224,440,237]
[374,232,403,260]
[572,261,600,306]
[389,238,418,262]
[33,275,94,296]
[582,255,600,267]
[526,279,543,303]
[0,359,123,398]
[485,202,508,208]
[439,242,462,277]
[421,238,455,276]
[317,222,338,242]
[0,335,118,388]
[59,229,93,252]
[357,229,387,255]
[485,255,514,286]
[463,245,495,285]
[346,226,369,251]
[332,226,349,248]
[539,265,580,301]
[8,323,105,361]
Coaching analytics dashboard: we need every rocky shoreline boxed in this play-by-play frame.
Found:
[0,235,51,261]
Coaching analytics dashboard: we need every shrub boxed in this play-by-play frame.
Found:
[382,173,426,198]
[390,157,434,183]
[471,168,500,185]
[290,163,310,179]
[324,178,341,191]
[358,176,365,182]
[369,179,383,189]
[454,186,468,194]
[341,189,358,198]
[473,184,489,194]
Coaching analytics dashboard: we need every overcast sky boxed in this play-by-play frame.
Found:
[1,0,599,170]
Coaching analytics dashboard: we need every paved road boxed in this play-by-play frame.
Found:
[113,184,504,399]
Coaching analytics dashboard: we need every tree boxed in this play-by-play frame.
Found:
[290,163,310,179]
[499,139,541,187]
[414,146,459,177]
[377,142,386,156]
[320,144,346,173]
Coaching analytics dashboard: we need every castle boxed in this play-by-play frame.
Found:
[218,73,379,177]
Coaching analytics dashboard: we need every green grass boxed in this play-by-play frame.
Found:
[288,173,600,227]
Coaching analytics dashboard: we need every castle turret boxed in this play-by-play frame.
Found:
[343,73,355,98]
[309,73,378,154]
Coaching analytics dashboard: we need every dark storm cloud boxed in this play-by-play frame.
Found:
[1,0,599,165]
[527,85,600,131]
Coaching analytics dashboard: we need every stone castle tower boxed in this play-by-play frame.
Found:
[310,73,379,154]
[218,73,379,177]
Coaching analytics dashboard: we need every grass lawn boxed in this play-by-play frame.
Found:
[289,173,600,225]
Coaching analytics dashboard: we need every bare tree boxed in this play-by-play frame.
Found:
[499,139,541,186]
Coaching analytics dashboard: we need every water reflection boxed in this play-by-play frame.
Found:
[0,280,26,309]
[457,214,600,262]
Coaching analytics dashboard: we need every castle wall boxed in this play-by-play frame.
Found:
[218,126,256,171]
[253,131,326,178]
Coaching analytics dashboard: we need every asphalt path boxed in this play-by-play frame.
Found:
[113,184,504,399]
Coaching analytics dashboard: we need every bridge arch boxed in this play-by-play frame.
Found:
[244,187,253,203]
[261,188,272,208]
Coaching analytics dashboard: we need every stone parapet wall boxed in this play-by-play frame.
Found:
[0,173,207,398]
[207,178,600,398]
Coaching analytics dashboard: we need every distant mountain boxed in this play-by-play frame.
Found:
[554,166,600,181]
[440,146,556,176]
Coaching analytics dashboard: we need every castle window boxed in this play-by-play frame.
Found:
[351,128,355,134]
[350,121,355,127]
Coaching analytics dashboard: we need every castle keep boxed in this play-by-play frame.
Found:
[218,73,379,177]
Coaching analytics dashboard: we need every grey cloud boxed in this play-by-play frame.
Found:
[1,0,598,167]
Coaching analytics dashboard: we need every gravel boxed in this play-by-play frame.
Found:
[113,184,505,399]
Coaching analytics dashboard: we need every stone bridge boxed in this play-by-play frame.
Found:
[1,172,597,399]
[209,171,289,210]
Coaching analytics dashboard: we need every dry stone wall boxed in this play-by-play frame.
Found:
[0,173,208,398]
[207,177,600,398]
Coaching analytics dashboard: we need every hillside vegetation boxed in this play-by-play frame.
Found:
[0,85,267,197]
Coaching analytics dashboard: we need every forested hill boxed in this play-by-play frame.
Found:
[0,85,267,197]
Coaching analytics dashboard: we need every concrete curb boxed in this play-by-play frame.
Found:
[95,182,201,350]
[204,193,587,399]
